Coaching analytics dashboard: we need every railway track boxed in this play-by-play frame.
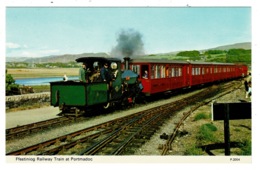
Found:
[6,116,86,141]
[7,80,241,156]
[6,80,240,141]
[160,80,243,155]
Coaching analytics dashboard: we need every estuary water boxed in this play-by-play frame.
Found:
[15,76,78,86]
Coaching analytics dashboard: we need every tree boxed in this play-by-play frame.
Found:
[226,49,251,64]
[176,50,201,60]
[6,69,20,95]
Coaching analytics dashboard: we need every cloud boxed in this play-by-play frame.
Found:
[6,42,28,49]
[18,49,60,58]
[6,42,60,57]
[6,42,21,49]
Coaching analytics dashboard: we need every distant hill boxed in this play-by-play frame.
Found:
[6,53,109,63]
[205,42,251,51]
[6,42,251,63]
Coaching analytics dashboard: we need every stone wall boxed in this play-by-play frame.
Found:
[6,92,50,110]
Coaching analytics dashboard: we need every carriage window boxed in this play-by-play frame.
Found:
[214,67,217,73]
[179,68,182,76]
[169,66,182,77]
[155,65,160,78]
[176,68,179,77]
[172,68,175,77]
[151,65,155,79]
[175,67,179,77]
[192,67,201,75]
[152,65,169,78]
[166,67,169,77]
[202,68,205,75]
[161,65,165,78]
[166,67,172,77]
[193,67,196,75]
[131,65,140,75]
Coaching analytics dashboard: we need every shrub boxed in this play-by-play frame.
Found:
[194,112,209,121]
[239,140,251,155]
[6,70,20,95]
[184,145,204,155]
[196,123,218,142]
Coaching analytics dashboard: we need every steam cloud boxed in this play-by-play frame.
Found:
[111,29,145,58]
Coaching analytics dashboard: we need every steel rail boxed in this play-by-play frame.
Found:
[6,116,83,140]
[160,80,243,155]
[6,108,153,155]
[81,85,222,155]
[79,109,159,155]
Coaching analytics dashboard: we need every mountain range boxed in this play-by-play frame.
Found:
[6,42,251,63]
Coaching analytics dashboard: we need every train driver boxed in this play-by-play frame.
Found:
[100,63,112,82]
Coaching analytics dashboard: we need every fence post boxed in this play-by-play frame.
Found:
[224,103,230,156]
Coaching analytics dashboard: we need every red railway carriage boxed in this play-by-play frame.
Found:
[126,58,248,96]
[128,59,189,96]
[235,64,248,78]
[189,62,239,86]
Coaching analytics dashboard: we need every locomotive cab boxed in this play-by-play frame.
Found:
[50,57,123,115]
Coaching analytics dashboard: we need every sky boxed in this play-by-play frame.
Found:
[5,7,251,58]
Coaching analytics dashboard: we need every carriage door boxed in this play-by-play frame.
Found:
[182,65,186,87]
[184,64,191,87]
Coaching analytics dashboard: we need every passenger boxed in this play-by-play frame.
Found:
[247,72,252,83]
[79,63,90,83]
[90,69,101,82]
[245,72,252,99]
[142,70,148,79]
[244,80,248,95]
[100,63,113,90]
[246,81,252,99]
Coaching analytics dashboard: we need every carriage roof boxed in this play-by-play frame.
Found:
[130,58,188,64]
[130,58,236,66]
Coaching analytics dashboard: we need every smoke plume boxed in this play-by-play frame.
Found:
[111,29,145,58]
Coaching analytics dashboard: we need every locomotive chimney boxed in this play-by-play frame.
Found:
[124,57,130,70]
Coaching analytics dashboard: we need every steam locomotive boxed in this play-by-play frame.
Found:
[50,57,141,115]
[50,56,248,115]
